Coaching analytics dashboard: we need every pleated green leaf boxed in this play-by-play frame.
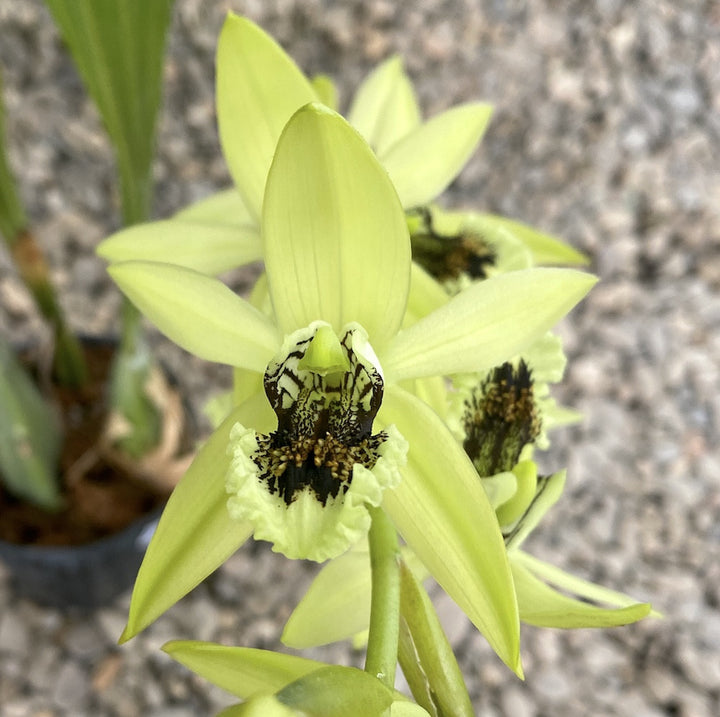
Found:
[282,549,371,648]
[174,188,254,228]
[348,55,421,156]
[474,214,589,266]
[510,556,652,628]
[263,103,410,349]
[163,641,324,699]
[381,103,493,209]
[44,0,173,224]
[98,220,262,275]
[121,396,274,641]
[398,560,474,717]
[380,386,522,676]
[217,13,317,222]
[108,262,280,370]
[383,268,597,381]
[0,340,62,510]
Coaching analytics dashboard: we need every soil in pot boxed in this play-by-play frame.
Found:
[0,338,193,608]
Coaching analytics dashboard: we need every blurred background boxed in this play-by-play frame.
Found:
[0,1,718,715]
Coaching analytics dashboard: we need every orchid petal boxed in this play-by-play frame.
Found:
[108,262,280,370]
[475,214,590,266]
[348,56,421,155]
[263,103,410,348]
[383,268,597,381]
[282,548,371,648]
[121,395,274,641]
[380,385,522,676]
[513,552,662,618]
[174,188,254,227]
[311,73,338,110]
[162,641,324,699]
[97,220,262,275]
[510,556,652,628]
[381,103,493,209]
[216,13,317,221]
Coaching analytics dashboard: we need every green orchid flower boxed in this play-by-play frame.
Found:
[97,12,584,278]
[109,103,595,676]
[281,357,653,652]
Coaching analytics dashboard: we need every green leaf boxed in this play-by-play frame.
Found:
[276,666,394,717]
[44,0,173,224]
[473,214,589,267]
[382,268,597,381]
[215,696,297,717]
[381,103,493,209]
[263,103,411,349]
[98,220,262,275]
[0,67,27,242]
[174,188,255,227]
[108,261,280,371]
[121,395,274,641]
[348,56,421,156]
[0,340,63,510]
[163,641,324,699]
[282,548,372,648]
[510,556,653,628]
[216,13,317,222]
[380,385,522,676]
[398,560,474,717]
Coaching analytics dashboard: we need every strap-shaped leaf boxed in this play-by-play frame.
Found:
[121,395,274,641]
[44,0,174,224]
[0,67,27,242]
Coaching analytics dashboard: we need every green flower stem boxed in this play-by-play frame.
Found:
[364,506,401,690]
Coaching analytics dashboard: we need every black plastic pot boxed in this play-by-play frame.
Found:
[0,505,163,609]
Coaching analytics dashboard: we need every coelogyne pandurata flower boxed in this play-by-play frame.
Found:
[107,103,596,673]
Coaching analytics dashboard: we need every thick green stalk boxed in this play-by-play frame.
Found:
[364,506,401,690]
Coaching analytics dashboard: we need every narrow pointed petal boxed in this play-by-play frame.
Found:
[310,74,338,110]
[98,220,262,274]
[510,556,652,628]
[383,268,597,381]
[475,214,590,266]
[404,262,449,325]
[263,104,410,347]
[162,641,324,699]
[513,551,662,618]
[282,549,372,648]
[174,188,254,227]
[217,13,317,222]
[381,103,493,209]
[109,262,280,370]
[348,56,421,155]
[380,385,522,676]
[121,395,274,641]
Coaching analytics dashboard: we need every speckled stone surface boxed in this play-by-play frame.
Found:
[1,1,719,715]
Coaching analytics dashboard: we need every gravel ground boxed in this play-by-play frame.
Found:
[1,1,719,715]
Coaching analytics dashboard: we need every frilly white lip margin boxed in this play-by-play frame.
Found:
[225,321,407,562]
